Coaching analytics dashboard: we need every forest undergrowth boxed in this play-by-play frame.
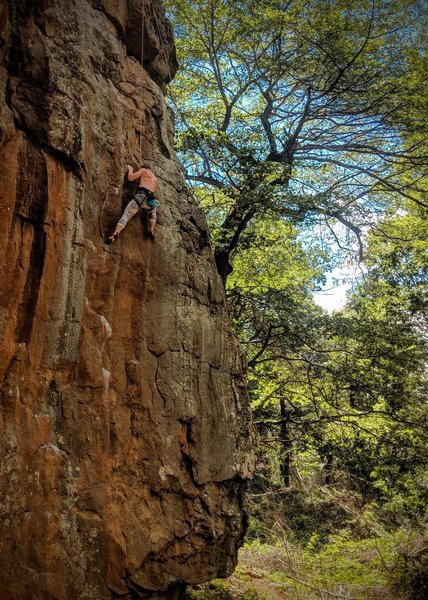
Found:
[187,479,427,599]
[167,1,428,598]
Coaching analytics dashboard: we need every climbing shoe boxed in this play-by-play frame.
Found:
[106,232,119,245]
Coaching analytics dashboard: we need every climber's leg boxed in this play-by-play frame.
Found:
[148,207,157,238]
[148,220,156,238]
[117,199,140,229]
[106,200,139,244]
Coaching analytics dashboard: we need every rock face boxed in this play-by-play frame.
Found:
[0,1,256,598]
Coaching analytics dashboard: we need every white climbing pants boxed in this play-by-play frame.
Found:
[117,199,157,229]
[118,200,140,228]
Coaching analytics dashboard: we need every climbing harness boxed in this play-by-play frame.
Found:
[135,187,158,211]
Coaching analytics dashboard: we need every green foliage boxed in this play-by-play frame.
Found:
[237,524,428,600]
[166,1,428,596]
[165,0,427,279]
[185,581,234,600]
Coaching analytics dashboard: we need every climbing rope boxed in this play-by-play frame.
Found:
[140,0,145,67]
[138,0,146,166]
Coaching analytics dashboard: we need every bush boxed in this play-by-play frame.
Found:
[184,581,234,600]
[392,533,428,599]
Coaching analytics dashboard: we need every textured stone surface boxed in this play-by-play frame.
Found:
[0,1,255,598]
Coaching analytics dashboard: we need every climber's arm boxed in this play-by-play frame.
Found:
[127,165,145,182]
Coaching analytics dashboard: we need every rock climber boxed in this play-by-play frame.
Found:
[106,164,158,244]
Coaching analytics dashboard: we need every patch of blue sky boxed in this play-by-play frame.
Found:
[313,263,366,313]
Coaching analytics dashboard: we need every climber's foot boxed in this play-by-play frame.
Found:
[106,232,119,245]
[149,231,157,239]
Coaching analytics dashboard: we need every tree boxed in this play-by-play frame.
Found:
[166,0,428,282]
[165,0,428,533]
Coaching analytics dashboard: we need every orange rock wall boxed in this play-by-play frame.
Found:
[0,1,255,598]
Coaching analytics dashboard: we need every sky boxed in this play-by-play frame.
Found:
[312,267,355,313]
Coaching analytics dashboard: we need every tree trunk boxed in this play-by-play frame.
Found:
[279,398,292,487]
[324,452,334,485]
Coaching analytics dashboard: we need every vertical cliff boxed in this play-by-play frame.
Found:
[0,1,256,598]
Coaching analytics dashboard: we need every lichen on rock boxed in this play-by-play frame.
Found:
[0,1,256,599]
